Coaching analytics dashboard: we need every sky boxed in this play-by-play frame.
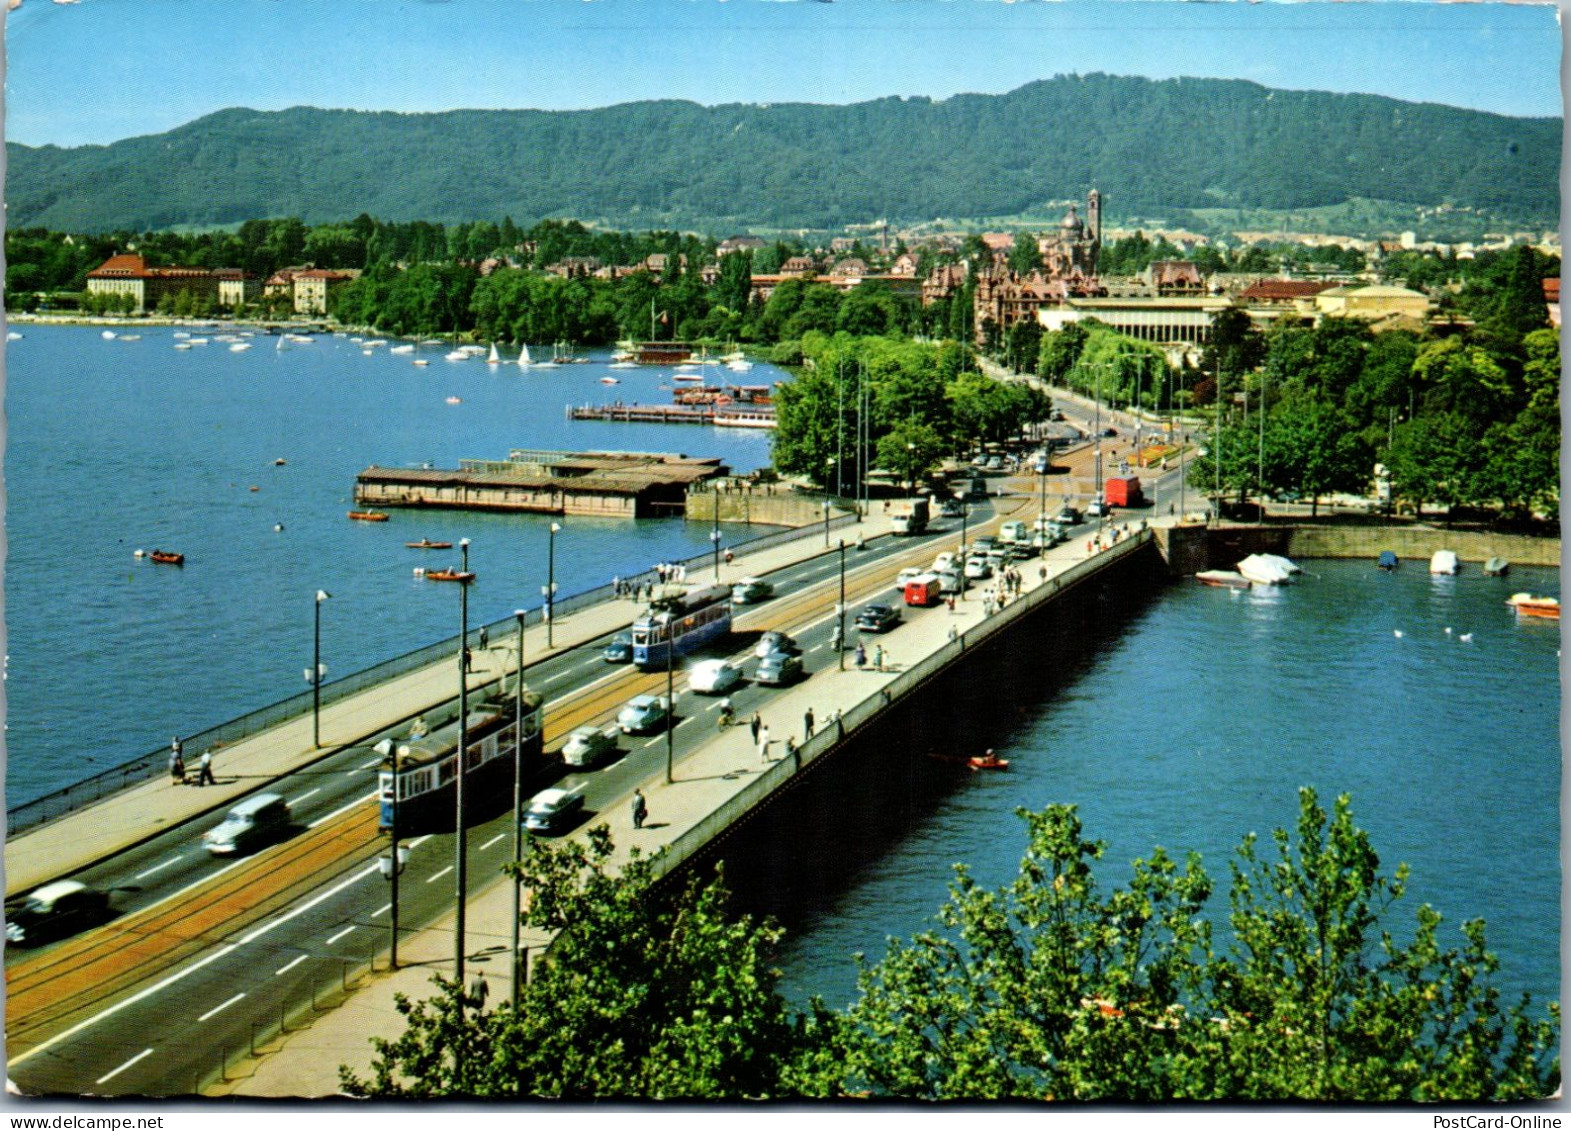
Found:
[2,0,1563,148]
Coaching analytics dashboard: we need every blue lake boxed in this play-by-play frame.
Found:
[3,325,775,805]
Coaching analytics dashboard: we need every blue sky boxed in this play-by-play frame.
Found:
[4,0,1562,148]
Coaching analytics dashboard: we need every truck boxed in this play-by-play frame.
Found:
[890,497,930,535]
[1104,476,1144,508]
[902,572,943,607]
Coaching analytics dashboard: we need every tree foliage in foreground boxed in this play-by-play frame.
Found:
[343,792,1558,1101]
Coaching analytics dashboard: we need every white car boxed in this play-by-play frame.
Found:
[688,658,742,694]
[896,567,924,589]
[932,551,957,573]
[963,557,993,580]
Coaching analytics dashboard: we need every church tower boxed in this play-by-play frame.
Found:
[1087,189,1103,249]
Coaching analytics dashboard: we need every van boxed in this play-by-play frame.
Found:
[903,572,943,607]
[204,792,291,856]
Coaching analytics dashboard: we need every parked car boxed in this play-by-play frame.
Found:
[754,630,802,658]
[999,520,1029,544]
[936,569,966,595]
[932,551,957,573]
[985,455,1003,471]
[524,786,585,834]
[689,658,742,694]
[5,881,110,946]
[617,694,670,734]
[731,577,774,605]
[896,566,925,589]
[755,651,805,686]
[972,536,998,552]
[1055,507,1082,526]
[1030,530,1056,553]
[561,725,618,768]
[856,604,902,633]
[964,557,993,580]
[602,631,633,664]
[1086,498,1109,518]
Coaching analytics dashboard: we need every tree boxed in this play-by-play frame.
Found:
[876,419,945,494]
[1008,232,1043,275]
[342,827,809,1099]
[812,791,1559,1101]
[1383,412,1487,518]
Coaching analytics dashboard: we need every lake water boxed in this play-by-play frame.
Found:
[765,557,1562,1019]
[3,325,775,805]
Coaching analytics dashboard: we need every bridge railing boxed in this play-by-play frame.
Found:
[5,511,866,837]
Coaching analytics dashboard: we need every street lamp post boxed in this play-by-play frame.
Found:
[664,613,676,785]
[311,589,330,748]
[712,484,721,581]
[511,608,527,1006]
[545,522,561,647]
[378,834,408,970]
[454,537,471,985]
[837,538,847,670]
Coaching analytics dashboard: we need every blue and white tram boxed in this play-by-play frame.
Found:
[631,585,733,669]
[378,689,544,834]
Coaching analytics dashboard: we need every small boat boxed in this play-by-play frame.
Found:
[517,343,532,369]
[1429,549,1461,575]
[229,342,252,352]
[273,457,287,466]
[966,751,1010,772]
[174,343,192,351]
[1506,593,1560,619]
[6,331,21,341]
[609,360,638,370]
[148,550,185,566]
[1236,554,1295,586]
[425,568,476,583]
[390,344,415,355]
[101,330,117,340]
[600,377,620,385]
[406,539,454,550]
[1196,569,1251,589]
[445,349,470,362]
[348,510,390,522]
[117,334,141,341]
[487,343,500,364]
[1377,550,1398,572]
[1484,557,1510,577]
[445,395,463,405]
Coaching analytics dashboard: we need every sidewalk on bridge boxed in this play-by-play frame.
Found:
[4,514,899,897]
[221,500,1172,1097]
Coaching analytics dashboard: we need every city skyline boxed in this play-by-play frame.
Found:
[4,0,1562,149]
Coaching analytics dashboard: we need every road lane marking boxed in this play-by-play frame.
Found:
[293,788,321,804]
[358,757,383,770]
[325,926,356,946]
[197,993,246,1022]
[309,789,379,828]
[133,855,183,880]
[95,1048,153,1086]
[478,833,506,851]
[426,865,454,884]
[372,903,391,918]
[275,955,310,976]
[237,862,380,947]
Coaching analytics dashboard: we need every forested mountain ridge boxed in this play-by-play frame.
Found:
[7,74,1559,233]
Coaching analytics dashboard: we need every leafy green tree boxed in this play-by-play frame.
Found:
[342,828,808,1099]
[1008,232,1043,274]
[1259,390,1371,514]
[1038,322,1089,385]
[1384,411,1487,518]
[876,419,945,494]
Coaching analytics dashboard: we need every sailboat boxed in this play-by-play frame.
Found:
[487,342,500,365]
[517,343,532,369]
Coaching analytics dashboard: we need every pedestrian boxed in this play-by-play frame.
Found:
[804,707,815,738]
[612,574,621,596]
[1039,565,1047,583]
[750,711,762,745]
[948,624,959,642]
[198,749,215,786]
[1168,502,1175,517]
[873,644,884,671]
[469,974,490,1009]
[758,723,771,761]
[855,642,866,669]
[724,548,734,565]
[478,624,489,649]
[632,788,648,829]
[784,735,797,760]
[169,747,185,784]
[947,594,956,613]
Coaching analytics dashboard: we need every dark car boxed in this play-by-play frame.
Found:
[754,630,802,658]
[1055,507,1083,526]
[602,631,633,664]
[6,881,110,946]
[755,651,805,686]
[856,604,902,633]
[523,787,586,834]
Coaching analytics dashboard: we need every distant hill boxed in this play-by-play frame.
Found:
[5,74,1559,234]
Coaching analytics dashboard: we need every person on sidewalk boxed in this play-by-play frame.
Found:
[197,749,215,786]
[803,707,815,739]
[757,723,771,761]
[632,788,648,829]
[169,748,185,784]
[749,711,762,745]
[469,974,490,1010]
[855,642,866,669]
[478,624,489,650]
[873,644,884,671]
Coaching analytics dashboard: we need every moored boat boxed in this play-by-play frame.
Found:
[425,568,476,583]
[406,539,454,549]
[1196,569,1251,589]
[1506,593,1560,619]
[1377,550,1398,572]
[1236,553,1294,585]
[348,510,390,522]
[1429,549,1461,575]
[1484,556,1510,577]
[149,550,185,566]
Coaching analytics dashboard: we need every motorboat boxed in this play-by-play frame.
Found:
[1484,557,1510,577]
[445,395,463,404]
[1236,553,1295,585]
[1196,569,1251,589]
[229,342,252,352]
[445,349,470,362]
[1429,549,1461,575]
[1506,593,1560,619]
[1377,551,1398,572]
[425,568,475,584]
[600,377,620,384]
[101,330,117,340]
[348,510,390,522]
[390,344,415,355]
[1255,553,1301,576]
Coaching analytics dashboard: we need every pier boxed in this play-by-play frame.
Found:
[568,402,776,428]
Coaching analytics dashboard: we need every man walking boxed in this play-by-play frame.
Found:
[757,723,771,762]
[197,749,215,787]
[803,707,815,739]
[631,788,648,830]
[749,711,762,746]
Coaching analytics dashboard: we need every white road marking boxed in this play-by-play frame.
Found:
[237,862,380,947]
[371,902,391,918]
[95,1048,153,1086]
[358,757,383,770]
[478,833,506,851]
[426,865,454,884]
[293,788,321,804]
[275,955,310,977]
[325,925,356,946]
[197,993,246,1022]
[309,789,379,828]
[132,855,183,880]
